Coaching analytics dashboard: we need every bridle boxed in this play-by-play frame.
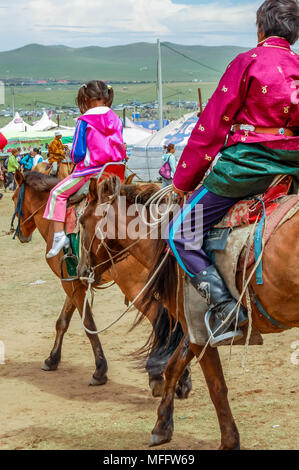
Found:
[80,196,133,283]
[10,182,47,239]
[80,185,176,283]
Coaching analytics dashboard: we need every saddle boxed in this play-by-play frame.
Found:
[204,175,297,274]
[185,175,299,346]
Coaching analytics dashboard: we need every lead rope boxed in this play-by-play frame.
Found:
[241,219,266,370]
[79,249,171,335]
[79,186,176,335]
[197,228,266,364]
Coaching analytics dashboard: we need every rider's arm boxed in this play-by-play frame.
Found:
[173,53,253,192]
[70,120,88,164]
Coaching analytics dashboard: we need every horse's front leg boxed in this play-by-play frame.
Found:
[71,285,108,386]
[42,295,75,371]
[150,336,195,446]
[195,344,240,450]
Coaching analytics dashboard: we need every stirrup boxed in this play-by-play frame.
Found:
[60,246,80,282]
[204,310,244,348]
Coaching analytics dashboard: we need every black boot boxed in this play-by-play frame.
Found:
[190,265,248,347]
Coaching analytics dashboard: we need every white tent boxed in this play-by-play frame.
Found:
[32,112,58,131]
[123,126,153,146]
[129,113,198,181]
[124,117,155,133]
[1,112,33,134]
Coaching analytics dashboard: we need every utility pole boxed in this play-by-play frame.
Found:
[198,88,203,116]
[157,39,163,130]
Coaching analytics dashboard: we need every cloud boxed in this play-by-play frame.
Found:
[0,0,267,50]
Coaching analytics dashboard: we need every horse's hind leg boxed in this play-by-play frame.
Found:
[195,344,240,450]
[146,307,192,399]
[42,296,75,371]
[150,336,195,446]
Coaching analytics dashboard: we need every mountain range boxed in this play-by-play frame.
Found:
[1,42,297,82]
[0,42,250,82]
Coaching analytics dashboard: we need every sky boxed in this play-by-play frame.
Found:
[0,0,268,51]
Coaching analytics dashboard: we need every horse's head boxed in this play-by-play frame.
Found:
[12,170,35,243]
[78,176,123,283]
[12,170,58,243]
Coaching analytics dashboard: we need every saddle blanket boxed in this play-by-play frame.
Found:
[65,199,88,235]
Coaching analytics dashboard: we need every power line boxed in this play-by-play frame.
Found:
[161,42,221,74]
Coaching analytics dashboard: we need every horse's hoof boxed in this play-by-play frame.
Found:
[41,361,58,371]
[149,432,172,447]
[89,375,108,386]
[149,380,164,398]
[175,382,192,399]
[218,443,241,450]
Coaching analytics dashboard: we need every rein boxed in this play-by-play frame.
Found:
[80,248,171,335]
[21,202,47,225]
[78,186,175,335]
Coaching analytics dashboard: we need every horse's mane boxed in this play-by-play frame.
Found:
[104,179,178,334]
[24,171,60,192]
[120,182,160,205]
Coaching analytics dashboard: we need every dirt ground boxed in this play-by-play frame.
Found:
[0,191,298,450]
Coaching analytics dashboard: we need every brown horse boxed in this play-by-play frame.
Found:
[33,161,75,179]
[11,170,191,397]
[78,175,299,449]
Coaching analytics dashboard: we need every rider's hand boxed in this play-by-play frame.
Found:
[172,184,187,199]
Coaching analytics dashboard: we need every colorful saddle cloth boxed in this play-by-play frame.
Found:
[216,175,293,228]
[205,175,299,273]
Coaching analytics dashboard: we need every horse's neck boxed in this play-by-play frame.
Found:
[32,194,51,241]
[35,214,50,241]
[122,238,158,271]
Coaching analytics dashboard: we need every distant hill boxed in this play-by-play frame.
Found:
[1,42,297,82]
[0,42,251,82]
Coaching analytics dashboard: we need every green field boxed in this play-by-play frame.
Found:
[0,82,218,128]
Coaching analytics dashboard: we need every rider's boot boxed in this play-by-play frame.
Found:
[190,265,248,347]
[46,231,70,259]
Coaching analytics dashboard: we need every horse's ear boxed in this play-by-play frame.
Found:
[125,173,136,185]
[14,170,24,187]
[89,178,98,202]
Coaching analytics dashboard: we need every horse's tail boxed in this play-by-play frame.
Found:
[145,306,184,377]
[130,240,180,363]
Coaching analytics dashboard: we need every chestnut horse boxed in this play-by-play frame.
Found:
[78,175,299,449]
[33,161,75,179]
[11,170,191,397]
